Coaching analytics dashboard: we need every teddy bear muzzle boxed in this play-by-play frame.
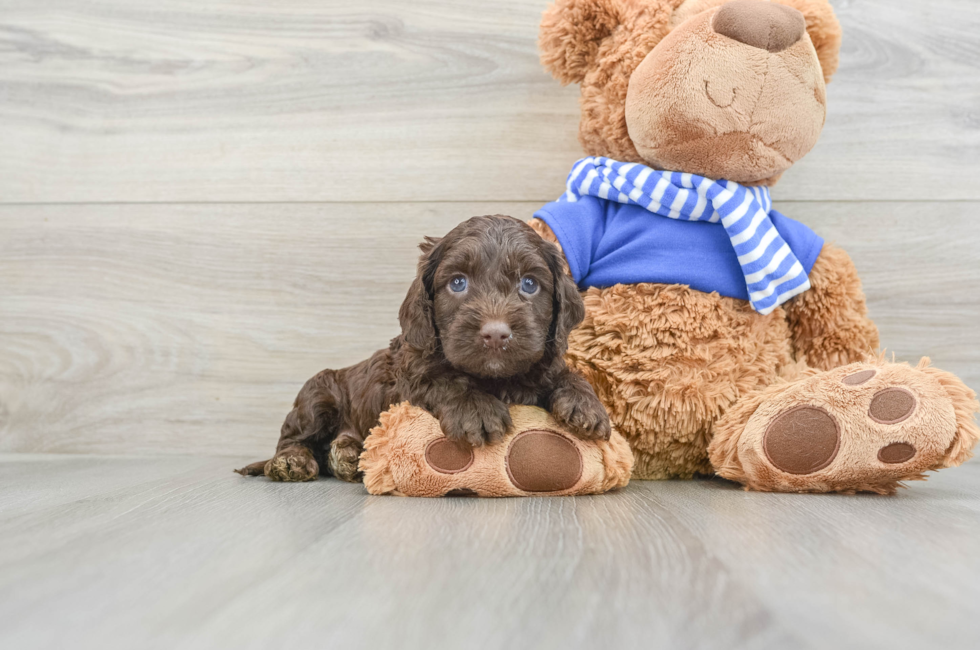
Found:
[624,0,827,184]
[711,0,806,53]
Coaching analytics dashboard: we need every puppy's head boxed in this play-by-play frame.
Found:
[399,215,584,379]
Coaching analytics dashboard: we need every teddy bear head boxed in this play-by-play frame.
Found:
[540,0,842,185]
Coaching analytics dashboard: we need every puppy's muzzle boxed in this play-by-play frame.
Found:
[480,321,513,350]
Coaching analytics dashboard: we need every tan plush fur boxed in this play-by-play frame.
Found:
[360,403,633,497]
[535,0,980,492]
[625,4,827,183]
[534,218,795,479]
[783,242,880,370]
[540,0,687,163]
[670,0,841,82]
[541,0,839,178]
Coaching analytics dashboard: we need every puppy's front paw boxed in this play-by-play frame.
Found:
[439,395,512,446]
[551,387,611,441]
[265,446,319,482]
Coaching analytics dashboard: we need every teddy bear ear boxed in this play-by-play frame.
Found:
[778,0,843,83]
[539,0,630,85]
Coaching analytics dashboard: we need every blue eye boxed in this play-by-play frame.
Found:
[449,276,467,293]
[520,276,539,294]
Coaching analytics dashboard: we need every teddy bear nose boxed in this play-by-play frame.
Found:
[712,0,806,53]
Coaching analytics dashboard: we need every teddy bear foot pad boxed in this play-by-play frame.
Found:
[711,360,979,494]
[360,403,633,497]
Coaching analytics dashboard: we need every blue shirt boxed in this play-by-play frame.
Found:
[534,196,824,302]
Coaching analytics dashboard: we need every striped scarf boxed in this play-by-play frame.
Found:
[560,156,811,315]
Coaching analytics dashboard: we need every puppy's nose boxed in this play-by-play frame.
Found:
[712,0,806,53]
[480,321,513,349]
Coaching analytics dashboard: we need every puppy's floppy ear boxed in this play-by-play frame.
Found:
[541,239,585,355]
[539,0,629,85]
[399,236,444,351]
[418,235,441,256]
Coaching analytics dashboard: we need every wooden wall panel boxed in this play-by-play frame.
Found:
[0,0,978,203]
[2,201,977,456]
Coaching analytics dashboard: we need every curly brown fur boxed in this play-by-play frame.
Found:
[328,432,365,483]
[236,216,610,481]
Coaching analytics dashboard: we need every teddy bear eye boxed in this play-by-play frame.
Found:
[520,276,539,294]
[448,276,468,293]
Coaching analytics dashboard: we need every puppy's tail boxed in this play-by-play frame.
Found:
[234,459,270,477]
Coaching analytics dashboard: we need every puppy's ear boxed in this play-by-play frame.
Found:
[418,235,441,256]
[542,240,585,355]
[399,237,444,351]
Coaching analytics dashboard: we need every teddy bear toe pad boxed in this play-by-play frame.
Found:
[868,387,916,424]
[878,442,916,464]
[842,369,875,385]
[735,362,961,494]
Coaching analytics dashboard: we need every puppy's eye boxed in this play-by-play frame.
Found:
[520,276,539,295]
[448,276,468,293]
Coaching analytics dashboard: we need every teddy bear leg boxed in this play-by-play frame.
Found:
[630,444,715,481]
[709,359,980,494]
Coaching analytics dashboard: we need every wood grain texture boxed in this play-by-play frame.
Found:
[1,201,977,456]
[2,3,978,646]
[0,454,978,650]
[0,0,978,203]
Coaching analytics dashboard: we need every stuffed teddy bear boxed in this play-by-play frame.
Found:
[528,0,980,493]
[360,403,633,497]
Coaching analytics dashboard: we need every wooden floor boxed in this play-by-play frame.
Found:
[1,454,979,650]
[2,0,980,647]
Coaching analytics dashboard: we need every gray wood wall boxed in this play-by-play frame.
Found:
[1,0,978,457]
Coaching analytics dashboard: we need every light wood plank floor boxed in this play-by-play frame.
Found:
[1,455,978,650]
[2,1,979,647]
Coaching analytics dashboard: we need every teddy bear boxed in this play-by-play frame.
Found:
[527,0,980,493]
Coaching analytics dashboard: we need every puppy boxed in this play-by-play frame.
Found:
[236,215,610,482]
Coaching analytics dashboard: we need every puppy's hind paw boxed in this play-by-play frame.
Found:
[265,447,319,482]
[329,435,364,483]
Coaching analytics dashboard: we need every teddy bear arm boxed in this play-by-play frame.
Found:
[784,242,880,371]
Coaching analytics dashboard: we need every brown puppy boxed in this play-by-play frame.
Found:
[236,215,610,482]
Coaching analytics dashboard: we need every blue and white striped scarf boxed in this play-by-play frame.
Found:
[561,156,811,315]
